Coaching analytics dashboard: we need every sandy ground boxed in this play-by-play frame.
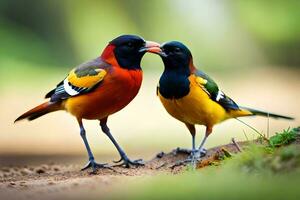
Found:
[0,142,244,200]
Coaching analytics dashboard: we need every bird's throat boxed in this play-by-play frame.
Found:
[159,69,190,99]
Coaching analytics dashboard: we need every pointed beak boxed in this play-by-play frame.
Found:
[139,41,162,54]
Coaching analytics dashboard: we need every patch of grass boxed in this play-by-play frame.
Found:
[225,127,300,175]
[269,127,298,148]
[231,145,300,175]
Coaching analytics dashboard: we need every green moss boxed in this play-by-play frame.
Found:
[269,127,298,148]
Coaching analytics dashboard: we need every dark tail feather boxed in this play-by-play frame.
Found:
[15,101,62,122]
[240,106,294,120]
[45,89,55,99]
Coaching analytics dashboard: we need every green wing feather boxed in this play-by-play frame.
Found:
[194,69,240,110]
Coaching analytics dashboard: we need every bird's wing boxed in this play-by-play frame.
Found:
[45,57,110,102]
[194,70,240,110]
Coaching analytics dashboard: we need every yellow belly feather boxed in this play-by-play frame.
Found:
[158,75,249,126]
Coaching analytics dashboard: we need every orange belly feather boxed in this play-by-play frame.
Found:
[64,67,143,120]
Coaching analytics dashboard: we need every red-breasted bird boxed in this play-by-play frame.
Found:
[153,41,294,163]
[15,35,161,172]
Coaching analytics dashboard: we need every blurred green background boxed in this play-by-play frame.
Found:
[0,0,299,158]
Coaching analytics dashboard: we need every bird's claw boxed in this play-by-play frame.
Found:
[113,157,123,163]
[188,148,207,160]
[170,149,207,169]
[81,159,115,173]
[199,148,207,157]
[113,157,144,168]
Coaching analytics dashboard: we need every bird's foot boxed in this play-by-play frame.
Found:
[113,155,145,168]
[81,159,115,174]
[198,148,207,157]
[187,148,208,167]
[170,149,207,169]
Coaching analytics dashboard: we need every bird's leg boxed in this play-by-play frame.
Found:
[175,124,200,166]
[77,119,113,173]
[197,126,213,156]
[100,118,144,168]
[189,134,199,166]
[197,136,208,156]
[174,123,197,155]
[186,124,200,165]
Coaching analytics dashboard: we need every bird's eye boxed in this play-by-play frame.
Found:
[127,42,133,47]
[174,47,181,53]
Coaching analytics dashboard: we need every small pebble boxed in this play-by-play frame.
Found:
[36,168,46,174]
[53,166,60,171]
[156,151,165,158]
[9,182,16,185]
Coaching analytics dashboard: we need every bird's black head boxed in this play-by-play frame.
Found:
[107,34,160,70]
[158,41,192,71]
[154,42,193,99]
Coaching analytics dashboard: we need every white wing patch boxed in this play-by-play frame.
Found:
[63,78,79,96]
[216,90,225,101]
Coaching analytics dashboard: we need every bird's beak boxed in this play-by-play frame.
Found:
[139,41,161,54]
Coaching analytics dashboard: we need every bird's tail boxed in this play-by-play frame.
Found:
[237,106,294,120]
[15,101,62,122]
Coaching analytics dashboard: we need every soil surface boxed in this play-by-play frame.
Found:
[4,130,300,200]
[0,140,248,200]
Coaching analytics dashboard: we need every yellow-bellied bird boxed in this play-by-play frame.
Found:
[153,41,294,162]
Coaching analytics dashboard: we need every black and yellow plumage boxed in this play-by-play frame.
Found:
[155,41,293,161]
